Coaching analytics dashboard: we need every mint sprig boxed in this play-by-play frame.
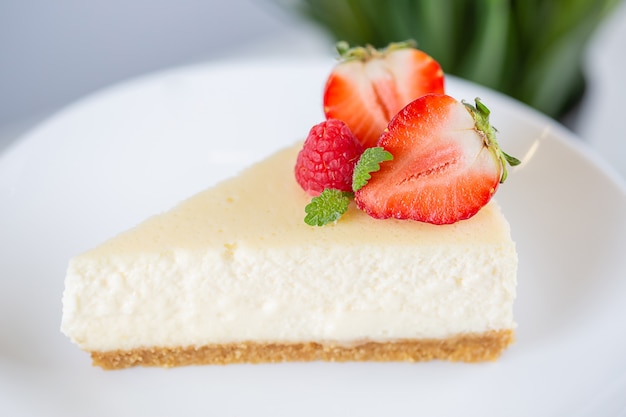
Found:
[352,147,393,192]
[304,189,352,226]
[303,147,393,226]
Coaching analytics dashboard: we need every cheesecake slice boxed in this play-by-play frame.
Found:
[61,142,517,369]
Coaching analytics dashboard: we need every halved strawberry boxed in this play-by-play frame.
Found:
[354,94,520,225]
[323,41,445,149]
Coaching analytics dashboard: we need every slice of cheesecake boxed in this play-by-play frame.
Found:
[61,142,517,370]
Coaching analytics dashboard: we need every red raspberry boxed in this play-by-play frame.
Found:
[295,119,364,196]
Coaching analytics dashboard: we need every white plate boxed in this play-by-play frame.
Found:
[1,59,626,417]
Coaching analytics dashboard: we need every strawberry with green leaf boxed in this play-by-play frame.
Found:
[355,94,520,225]
[323,40,445,149]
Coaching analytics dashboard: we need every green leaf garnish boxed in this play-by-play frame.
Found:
[352,147,393,192]
[304,189,352,226]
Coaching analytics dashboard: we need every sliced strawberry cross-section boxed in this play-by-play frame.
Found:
[323,41,445,149]
[355,94,520,225]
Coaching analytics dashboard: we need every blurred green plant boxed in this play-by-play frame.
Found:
[280,0,622,119]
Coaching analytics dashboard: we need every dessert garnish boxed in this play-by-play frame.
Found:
[324,40,444,148]
[355,95,520,224]
[351,147,394,192]
[297,95,519,226]
[295,119,364,196]
[304,189,352,227]
[297,41,520,227]
[303,147,393,227]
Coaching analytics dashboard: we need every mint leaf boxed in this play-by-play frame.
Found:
[352,147,393,192]
[304,189,352,226]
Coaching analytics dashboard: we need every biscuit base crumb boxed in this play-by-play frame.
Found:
[91,330,514,370]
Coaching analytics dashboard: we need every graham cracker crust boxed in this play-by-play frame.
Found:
[91,329,514,370]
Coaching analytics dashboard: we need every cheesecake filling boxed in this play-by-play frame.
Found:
[62,243,516,352]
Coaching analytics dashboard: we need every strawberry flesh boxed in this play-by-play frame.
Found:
[324,44,444,149]
[355,94,502,225]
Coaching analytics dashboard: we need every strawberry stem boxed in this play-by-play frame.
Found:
[463,98,521,183]
[335,39,418,62]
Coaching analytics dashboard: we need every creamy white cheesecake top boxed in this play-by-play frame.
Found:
[61,143,517,352]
